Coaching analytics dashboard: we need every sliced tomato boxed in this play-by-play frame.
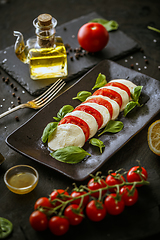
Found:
[59,115,90,141]
[106,82,130,97]
[84,97,113,119]
[93,88,122,107]
[74,104,103,129]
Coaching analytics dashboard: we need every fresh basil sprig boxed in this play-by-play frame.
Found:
[89,138,105,153]
[53,105,74,121]
[72,91,92,102]
[90,18,119,32]
[92,73,107,90]
[42,122,58,143]
[98,120,124,137]
[50,146,91,164]
[124,86,143,117]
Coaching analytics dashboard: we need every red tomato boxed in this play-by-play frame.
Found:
[29,210,48,231]
[86,200,106,221]
[64,204,83,225]
[49,216,69,236]
[105,172,126,192]
[77,22,109,52]
[74,104,103,129]
[50,189,69,207]
[59,115,90,141]
[127,166,148,186]
[34,197,53,210]
[120,185,138,206]
[106,82,131,97]
[84,97,113,119]
[87,178,107,198]
[93,88,122,108]
[70,190,89,207]
[104,193,125,215]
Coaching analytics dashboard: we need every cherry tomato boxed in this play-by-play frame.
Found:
[104,193,125,215]
[50,189,69,207]
[127,166,148,186]
[64,204,83,225]
[34,197,53,210]
[70,190,89,207]
[86,200,106,222]
[49,216,69,236]
[29,210,48,231]
[105,172,126,192]
[87,178,107,198]
[120,185,138,206]
[77,22,109,52]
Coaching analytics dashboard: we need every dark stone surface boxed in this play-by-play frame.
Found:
[0,1,160,240]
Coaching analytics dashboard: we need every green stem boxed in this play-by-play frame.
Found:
[148,26,160,33]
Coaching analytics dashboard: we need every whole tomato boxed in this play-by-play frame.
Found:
[49,216,69,236]
[34,197,53,210]
[104,193,125,215]
[86,200,106,222]
[120,185,138,206]
[50,189,70,207]
[127,166,148,186]
[64,204,84,225]
[77,22,109,52]
[70,190,89,207]
[105,172,126,192]
[29,210,48,231]
[88,177,107,198]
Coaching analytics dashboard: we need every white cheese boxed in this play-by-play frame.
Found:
[82,102,110,129]
[48,124,85,151]
[109,79,137,92]
[66,110,98,138]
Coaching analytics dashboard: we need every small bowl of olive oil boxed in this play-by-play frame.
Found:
[4,165,39,194]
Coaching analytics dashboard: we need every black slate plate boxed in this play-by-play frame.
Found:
[0,12,140,95]
[5,60,160,181]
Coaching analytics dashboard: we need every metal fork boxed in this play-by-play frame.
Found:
[0,79,66,119]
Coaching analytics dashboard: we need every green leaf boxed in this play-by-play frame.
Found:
[131,86,143,102]
[54,105,74,122]
[72,91,92,102]
[90,18,119,31]
[89,138,105,153]
[92,73,107,90]
[50,146,91,164]
[123,101,138,117]
[98,120,124,136]
[42,122,58,143]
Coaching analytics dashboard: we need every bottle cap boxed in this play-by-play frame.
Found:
[38,14,52,26]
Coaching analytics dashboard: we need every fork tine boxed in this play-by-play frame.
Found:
[35,80,66,107]
[34,79,64,102]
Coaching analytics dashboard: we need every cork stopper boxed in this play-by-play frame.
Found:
[38,14,52,26]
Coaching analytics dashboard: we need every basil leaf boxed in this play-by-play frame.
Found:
[89,138,105,153]
[72,91,92,102]
[92,73,107,90]
[124,101,138,117]
[54,105,74,122]
[90,18,119,31]
[42,122,58,143]
[98,120,124,136]
[131,86,143,102]
[50,146,91,164]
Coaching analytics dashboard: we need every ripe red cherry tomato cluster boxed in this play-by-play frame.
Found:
[29,165,148,236]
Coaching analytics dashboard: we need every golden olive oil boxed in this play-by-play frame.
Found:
[8,172,36,188]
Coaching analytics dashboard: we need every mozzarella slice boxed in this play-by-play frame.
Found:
[101,86,129,111]
[67,110,98,138]
[82,102,110,129]
[109,79,137,92]
[48,124,85,151]
[86,95,120,120]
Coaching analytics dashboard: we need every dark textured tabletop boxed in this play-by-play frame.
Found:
[0,0,160,240]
